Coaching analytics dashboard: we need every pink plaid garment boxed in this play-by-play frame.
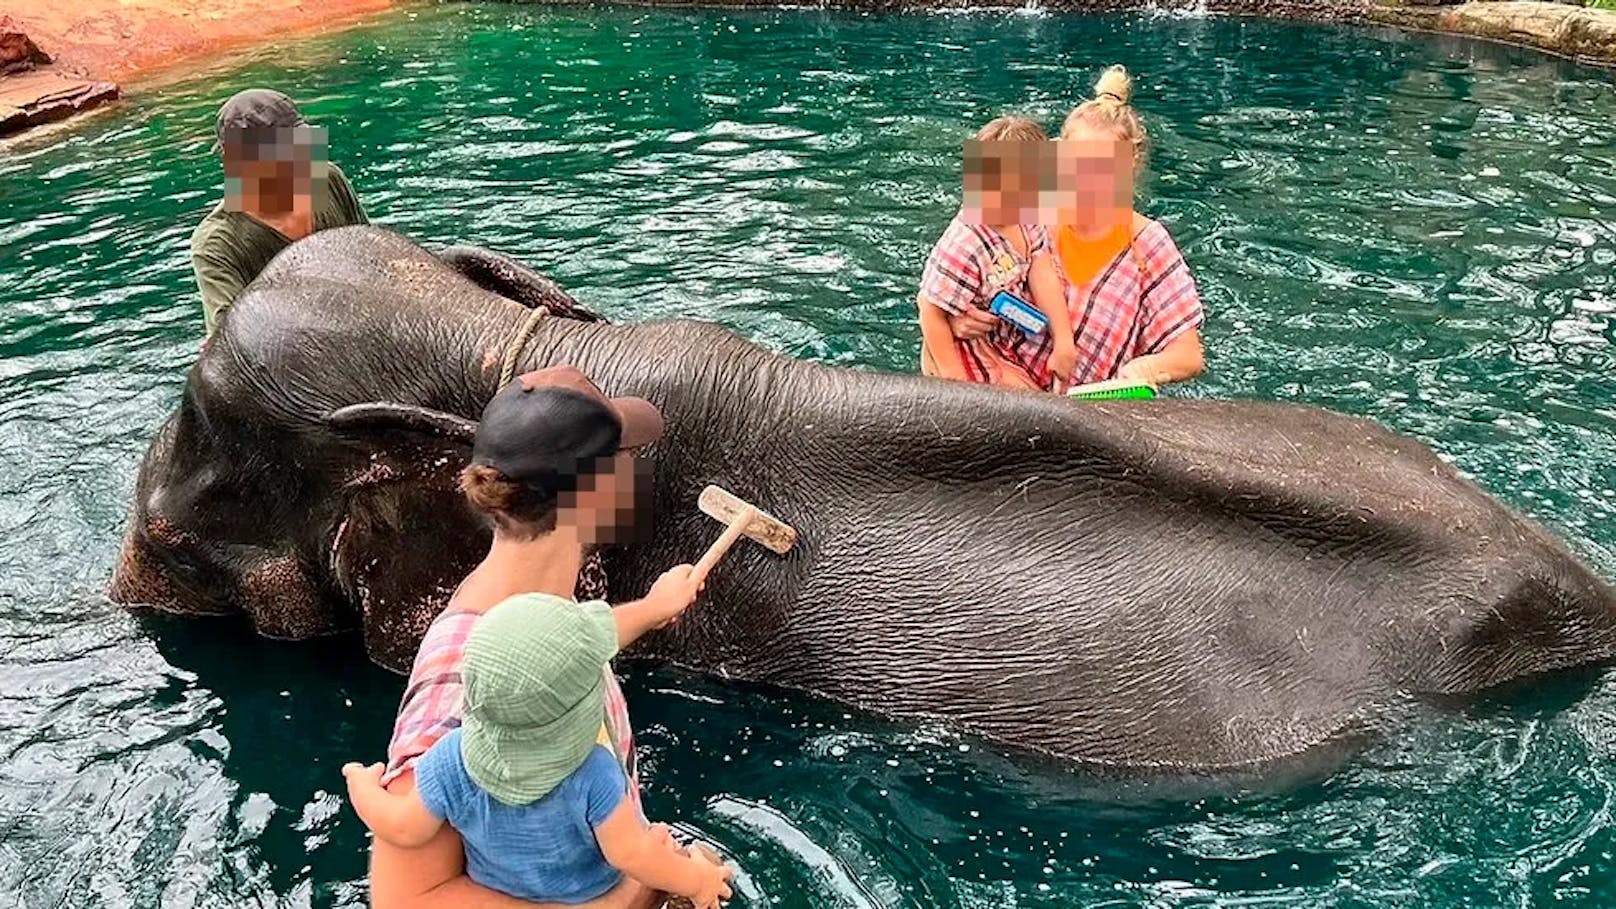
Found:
[380,556,641,809]
[917,216,1050,385]
[1012,218,1204,389]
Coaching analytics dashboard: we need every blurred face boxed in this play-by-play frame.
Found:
[1055,126,1135,229]
[222,125,328,215]
[558,451,653,546]
[962,140,1053,226]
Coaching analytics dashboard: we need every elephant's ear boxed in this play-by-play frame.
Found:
[437,244,607,323]
[325,403,478,444]
[323,402,487,672]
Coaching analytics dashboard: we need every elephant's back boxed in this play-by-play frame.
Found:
[642,368,1616,769]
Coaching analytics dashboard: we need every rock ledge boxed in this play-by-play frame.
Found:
[0,18,118,138]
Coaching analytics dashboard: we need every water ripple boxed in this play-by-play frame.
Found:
[1,5,1615,908]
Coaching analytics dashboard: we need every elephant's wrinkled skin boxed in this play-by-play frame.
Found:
[111,226,1616,771]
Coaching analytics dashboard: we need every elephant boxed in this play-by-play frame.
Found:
[110,225,1616,772]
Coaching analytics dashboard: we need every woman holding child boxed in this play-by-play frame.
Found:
[348,366,731,909]
[919,66,1206,392]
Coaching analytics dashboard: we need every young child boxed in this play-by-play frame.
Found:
[344,591,734,909]
[917,116,1077,391]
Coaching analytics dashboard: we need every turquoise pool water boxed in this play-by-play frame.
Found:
[2,4,1615,905]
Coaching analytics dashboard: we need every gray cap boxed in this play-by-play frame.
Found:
[212,89,306,153]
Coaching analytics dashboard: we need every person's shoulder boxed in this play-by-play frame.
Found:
[412,604,478,668]
[1130,213,1185,259]
[940,214,985,242]
[427,602,482,633]
[320,161,362,206]
[568,746,628,813]
[326,161,366,202]
[933,215,993,258]
[189,203,235,254]
[416,728,468,786]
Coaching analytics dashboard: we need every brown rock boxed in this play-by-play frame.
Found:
[1366,1,1616,64]
[1558,4,1616,59]
[6,0,394,84]
[1438,2,1616,61]
[0,68,118,136]
[0,16,52,75]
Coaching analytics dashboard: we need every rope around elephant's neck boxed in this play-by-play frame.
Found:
[498,306,550,387]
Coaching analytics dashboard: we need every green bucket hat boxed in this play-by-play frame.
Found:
[460,593,619,806]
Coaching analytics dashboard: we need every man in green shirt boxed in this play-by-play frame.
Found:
[191,89,369,336]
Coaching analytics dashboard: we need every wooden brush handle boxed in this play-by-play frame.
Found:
[693,506,757,584]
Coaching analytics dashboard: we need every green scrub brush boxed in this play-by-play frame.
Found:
[1065,379,1158,401]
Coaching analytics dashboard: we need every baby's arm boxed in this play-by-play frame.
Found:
[1029,253,1077,388]
[918,302,970,381]
[916,230,986,383]
[595,802,733,909]
[343,762,445,849]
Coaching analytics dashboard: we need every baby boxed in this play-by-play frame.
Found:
[344,592,733,908]
[917,116,1076,391]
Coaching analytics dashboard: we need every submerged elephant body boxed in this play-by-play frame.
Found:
[112,226,1616,771]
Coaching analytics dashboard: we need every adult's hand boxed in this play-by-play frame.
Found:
[1116,356,1169,386]
[948,308,998,341]
[1117,330,1206,386]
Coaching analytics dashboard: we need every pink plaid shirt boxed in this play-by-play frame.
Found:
[381,562,640,808]
[1012,218,1204,388]
[918,216,1050,384]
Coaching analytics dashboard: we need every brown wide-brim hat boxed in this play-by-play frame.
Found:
[516,366,663,450]
[471,366,664,495]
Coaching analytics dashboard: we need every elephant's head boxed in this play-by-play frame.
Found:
[111,232,609,670]
[112,372,498,669]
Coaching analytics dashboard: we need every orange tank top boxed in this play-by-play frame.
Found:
[1055,223,1131,288]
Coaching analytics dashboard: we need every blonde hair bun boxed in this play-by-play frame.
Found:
[1061,64,1148,164]
[1093,65,1134,106]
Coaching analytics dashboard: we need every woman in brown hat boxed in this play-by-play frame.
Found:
[358,367,727,909]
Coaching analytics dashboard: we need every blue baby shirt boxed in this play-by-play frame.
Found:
[415,729,627,903]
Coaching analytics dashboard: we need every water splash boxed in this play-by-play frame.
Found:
[1140,0,1211,19]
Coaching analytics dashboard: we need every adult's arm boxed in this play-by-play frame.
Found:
[193,246,248,338]
[614,564,700,648]
[919,302,969,381]
[370,825,533,909]
[329,163,371,226]
[1116,329,1205,385]
[1117,215,1205,386]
